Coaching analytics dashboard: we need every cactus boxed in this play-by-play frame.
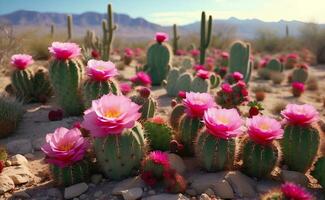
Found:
[260,189,283,200]
[292,67,308,83]
[195,131,236,171]
[199,12,212,65]
[49,59,84,116]
[259,59,283,80]
[164,170,187,193]
[11,68,34,103]
[0,96,24,138]
[93,123,146,180]
[280,125,319,173]
[311,156,325,190]
[67,15,73,40]
[32,68,53,103]
[144,37,172,85]
[101,4,117,61]
[50,24,55,38]
[228,41,252,83]
[241,139,280,178]
[50,160,90,186]
[130,92,156,121]
[83,79,119,108]
[144,119,173,151]
[169,104,186,130]
[286,24,289,38]
[173,24,180,55]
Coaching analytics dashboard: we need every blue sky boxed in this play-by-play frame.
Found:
[0,0,323,25]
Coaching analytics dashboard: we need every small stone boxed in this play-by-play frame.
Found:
[7,139,33,155]
[185,189,196,196]
[12,191,31,198]
[148,190,156,195]
[10,154,28,166]
[79,194,88,200]
[168,153,186,174]
[143,193,189,200]
[225,171,256,198]
[2,165,33,184]
[112,176,145,195]
[204,188,214,196]
[281,170,309,187]
[24,153,35,160]
[121,187,143,200]
[47,188,63,199]
[91,174,103,185]
[64,183,88,199]
[0,174,15,194]
[199,194,211,200]
[5,160,11,167]
[94,190,103,198]
[88,183,96,188]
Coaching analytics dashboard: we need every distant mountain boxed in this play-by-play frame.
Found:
[0,10,324,39]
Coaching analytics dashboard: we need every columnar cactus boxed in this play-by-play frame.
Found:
[144,32,172,85]
[130,87,156,121]
[101,4,117,61]
[280,104,320,173]
[228,41,252,83]
[50,24,55,38]
[199,12,212,65]
[311,157,325,190]
[292,65,308,83]
[67,15,73,40]
[173,24,180,55]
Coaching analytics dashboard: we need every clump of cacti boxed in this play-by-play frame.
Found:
[258,59,283,80]
[311,156,325,191]
[216,81,249,109]
[49,42,84,116]
[0,95,24,138]
[130,87,156,121]
[144,116,173,151]
[292,63,309,83]
[172,24,180,55]
[280,104,320,173]
[199,12,212,65]
[228,41,252,83]
[143,32,172,85]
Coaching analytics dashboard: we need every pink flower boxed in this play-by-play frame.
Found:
[190,49,200,57]
[91,49,100,59]
[41,127,90,168]
[11,54,34,70]
[176,49,186,56]
[221,83,233,93]
[241,88,248,96]
[155,32,169,43]
[281,104,319,126]
[183,92,216,118]
[203,108,244,139]
[178,91,186,99]
[300,63,309,69]
[148,151,170,168]
[292,82,305,92]
[194,65,206,71]
[247,115,284,145]
[134,48,143,57]
[237,80,246,88]
[232,72,243,81]
[287,53,299,60]
[196,69,210,79]
[119,82,132,95]
[281,182,313,200]
[82,94,141,137]
[124,48,134,57]
[130,72,152,87]
[86,59,118,81]
[221,52,229,59]
[49,42,81,60]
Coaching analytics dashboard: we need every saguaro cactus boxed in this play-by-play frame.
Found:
[67,15,73,40]
[50,24,55,38]
[101,4,117,61]
[173,24,180,55]
[199,12,212,65]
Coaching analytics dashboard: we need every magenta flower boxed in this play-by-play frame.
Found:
[86,59,118,81]
[287,53,299,60]
[155,32,169,43]
[119,82,132,95]
[292,82,305,92]
[196,69,210,79]
[281,182,313,200]
[203,108,244,139]
[281,104,319,126]
[221,52,229,59]
[130,72,152,87]
[82,94,141,137]
[194,65,206,71]
[11,54,34,70]
[178,91,186,99]
[148,151,170,168]
[124,48,134,57]
[183,92,216,118]
[221,83,233,93]
[232,72,243,81]
[247,115,284,145]
[190,49,200,57]
[48,42,81,60]
[41,127,90,168]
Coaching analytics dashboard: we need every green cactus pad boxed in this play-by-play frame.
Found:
[191,77,209,93]
[11,69,34,103]
[130,96,156,121]
[170,104,186,130]
[32,68,53,102]
[292,68,308,83]
[311,157,325,190]
[144,121,173,151]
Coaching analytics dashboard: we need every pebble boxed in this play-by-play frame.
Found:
[121,187,143,200]
[281,170,309,187]
[199,194,211,200]
[12,191,31,198]
[94,190,103,198]
[112,176,145,195]
[10,154,28,166]
[64,183,88,199]
[148,190,156,195]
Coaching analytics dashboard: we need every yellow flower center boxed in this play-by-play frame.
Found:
[95,66,106,71]
[259,123,270,131]
[217,116,229,124]
[59,143,73,151]
[104,108,121,118]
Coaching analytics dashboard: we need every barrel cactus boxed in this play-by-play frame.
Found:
[130,87,156,121]
[311,157,325,190]
[292,64,308,83]
[32,68,53,103]
[169,104,186,130]
[280,104,320,173]
[258,59,283,80]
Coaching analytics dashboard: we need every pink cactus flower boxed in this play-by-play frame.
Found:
[232,72,243,81]
[155,32,169,43]
[119,82,132,95]
[190,49,200,57]
[183,92,216,118]
[281,182,313,200]
[196,69,210,79]
[124,48,134,57]
[300,63,309,70]
[247,115,284,145]
[178,91,186,99]
[134,48,143,57]
[287,53,299,60]
[292,82,305,92]
[194,65,206,71]
[91,49,100,59]
[11,54,34,70]
[221,83,233,93]
[86,59,118,81]
[82,94,141,137]
[148,151,170,168]
[221,52,229,59]
[281,104,319,126]
[259,59,268,68]
[48,42,81,60]
[203,108,244,139]
[148,116,166,125]
[237,80,246,88]
[176,49,186,56]
[41,127,90,168]
[130,72,152,87]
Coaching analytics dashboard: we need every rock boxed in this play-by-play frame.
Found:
[199,194,211,200]
[79,194,88,200]
[185,189,196,196]
[0,174,15,194]
[112,176,145,195]
[121,187,143,200]
[12,191,31,198]
[256,180,281,194]
[281,170,309,187]
[94,190,103,198]
[10,154,28,166]
[47,188,63,199]
[24,153,35,160]
[7,139,33,155]
[5,160,11,167]
[32,137,45,151]
[204,188,214,196]
[148,190,156,195]
[168,153,186,174]
[91,174,103,185]
[2,165,33,185]
[225,171,256,198]
[64,183,88,199]
[143,193,189,200]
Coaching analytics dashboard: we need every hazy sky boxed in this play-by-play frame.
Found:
[0,0,324,25]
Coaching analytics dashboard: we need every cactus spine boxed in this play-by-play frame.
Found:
[50,160,90,186]
[195,131,236,171]
[93,123,146,180]
[101,4,117,61]
[173,24,180,55]
[199,12,212,65]
[228,41,252,83]
[144,120,172,151]
[67,15,73,40]
[311,157,325,190]
[280,125,319,173]
[49,59,84,116]
[11,68,34,103]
